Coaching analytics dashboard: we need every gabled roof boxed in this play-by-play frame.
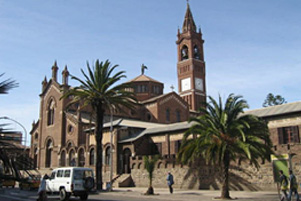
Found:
[140,91,188,109]
[244,101,301,118]
[126,74,162,84]
[119,121,193,143]
[29,120,40,135]
[84,118,165,133]
[39,78,63,97]
[103,118,165,129]
[140,92,169,104]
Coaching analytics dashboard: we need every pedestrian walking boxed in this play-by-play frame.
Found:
[166,172,174,194]
[37,174,48,201]
[279,170,289,201]
[288,170,299,201]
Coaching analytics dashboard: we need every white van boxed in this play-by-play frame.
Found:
[46,167,94,201]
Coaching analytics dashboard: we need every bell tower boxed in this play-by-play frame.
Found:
[176,3,206,111]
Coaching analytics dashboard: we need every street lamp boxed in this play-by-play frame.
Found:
[109,106,114,192]
[0,116,27,147]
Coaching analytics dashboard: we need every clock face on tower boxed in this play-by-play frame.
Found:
[195,78,203,91]
[181,77,191,91]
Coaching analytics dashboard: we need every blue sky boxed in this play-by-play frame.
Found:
[1,0,301,145]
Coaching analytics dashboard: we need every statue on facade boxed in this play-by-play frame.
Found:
[141,64,148,75]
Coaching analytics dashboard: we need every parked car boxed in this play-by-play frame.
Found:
[19,175,41,190]
[2,179,15,188]
[46,167,94,201]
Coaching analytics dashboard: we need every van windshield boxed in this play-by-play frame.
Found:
[73,170,93,180]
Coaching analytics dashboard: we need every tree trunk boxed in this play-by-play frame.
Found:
[221,152,231,199]
[95,106,104,191]
[145,186,154,195]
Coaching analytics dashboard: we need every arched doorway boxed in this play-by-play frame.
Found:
[89,148,95,166]
[45,139,53,168]
[78,148,85,167]
[34,148,38,168]
[122,148,131,174]
[69,149,75,166]
[105,146,111,166]
[60,150,66,167]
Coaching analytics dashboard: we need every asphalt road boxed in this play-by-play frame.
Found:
[0,189,159,201]
[0,187,291,201]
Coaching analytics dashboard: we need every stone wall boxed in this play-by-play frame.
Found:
[130,159,280,191]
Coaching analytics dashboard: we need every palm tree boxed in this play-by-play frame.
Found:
[0,73,18,94]
[61,60,136,191]
[0,74,34,182]
[143,155,160,195]
[178,94,273,199]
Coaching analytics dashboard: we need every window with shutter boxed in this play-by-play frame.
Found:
[175,140,182,153]
[154,143,162,155]
[278,128,284,144]
[278,126,300,144]
[292,126,300,143]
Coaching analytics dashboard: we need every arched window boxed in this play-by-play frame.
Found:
[166,108,170,122]
[47,99,55,126]
[60,150,66,167]
[132,163,136,169]
[45,139,53,168]
[67,142,73,150]
[34,148,38,168]
[34,133,38,140]
[181,45,188,60]
[105,146,111,165]
[157,162,162,169]
[193,45,200,59]
[69,149,75,166]
[78,148,85,167]
[176,110,181,122]
[89,148,95,166]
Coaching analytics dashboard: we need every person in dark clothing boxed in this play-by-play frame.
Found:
[288,169,299,201]
[166,172,174,194]
[279,170,288,201]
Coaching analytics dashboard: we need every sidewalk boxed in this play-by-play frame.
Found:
[98,187,280,201]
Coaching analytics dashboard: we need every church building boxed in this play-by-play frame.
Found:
[30,2,206,186]
[30,3,301,191]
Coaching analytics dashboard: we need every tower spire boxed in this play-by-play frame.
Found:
[177,2,206,111]
[182,1,196,33]
[62,65,69,85]
[51,60,59,82]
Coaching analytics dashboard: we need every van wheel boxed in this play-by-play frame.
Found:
[80,193,88,200]
[59,188,70,201]
[84,176,94,190]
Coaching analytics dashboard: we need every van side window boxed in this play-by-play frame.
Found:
[84,170,93,177]
[64,170,71,177]
[74,170,84,180]
[50,171,56,179]
[57,170,63,177]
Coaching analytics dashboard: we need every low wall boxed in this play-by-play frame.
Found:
[130,159,278,191]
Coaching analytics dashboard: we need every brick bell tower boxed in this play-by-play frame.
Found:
[176,2,206,111]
